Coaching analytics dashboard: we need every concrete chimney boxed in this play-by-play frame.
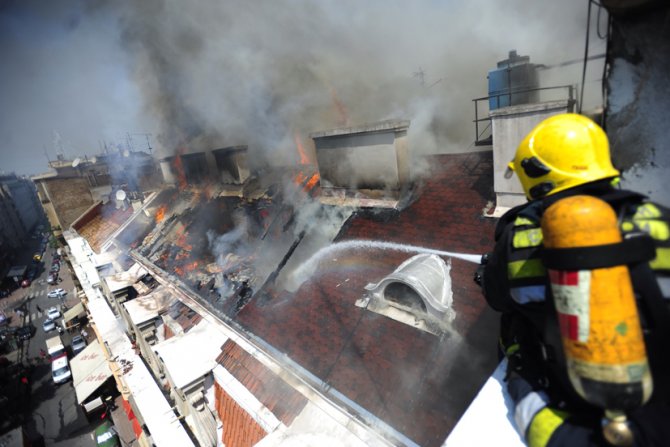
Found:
[310,120,411,208]
[159,158,176,185]
[212,146,250,184]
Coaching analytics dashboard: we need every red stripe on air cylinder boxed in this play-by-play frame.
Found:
[558,312,579,341]
[549,269,579,286]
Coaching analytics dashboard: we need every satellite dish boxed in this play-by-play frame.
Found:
[115,190,127,201]
[123,150,130,157]
[91,157,97,164]
[72,158,81,168]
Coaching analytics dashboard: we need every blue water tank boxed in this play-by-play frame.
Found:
[488,50,539,110]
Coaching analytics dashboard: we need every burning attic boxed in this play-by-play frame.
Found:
[67,118,501,447]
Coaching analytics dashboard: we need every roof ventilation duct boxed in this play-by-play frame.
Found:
[356,254,455,336]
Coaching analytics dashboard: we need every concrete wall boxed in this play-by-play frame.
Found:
[489,100,573,215]
[605,7,669,203]
[159,160,176,185]
[0,175,42,248]
[213,147,250,184]
[311,120,410,191]
[6,178,41,232]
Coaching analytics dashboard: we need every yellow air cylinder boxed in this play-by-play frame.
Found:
[541,195,653,412]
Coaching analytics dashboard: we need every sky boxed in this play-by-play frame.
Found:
[0,0,606,177]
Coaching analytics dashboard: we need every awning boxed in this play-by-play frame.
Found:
[6,265,27,279]
[71,340,112,405]
[64,302,86,324]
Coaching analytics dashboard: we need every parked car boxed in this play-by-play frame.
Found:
[50,264,60,273]
[47,307,61,320]
[16,325,35,341]
[51,356,71,384]
[47,273,57,285]
[42,319,56,332]
[47,289,66,299]
[20,279,31,288]
[71,335,86,355]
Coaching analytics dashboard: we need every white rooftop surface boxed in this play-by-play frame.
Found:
[93,251,117,268]
[65,232,195,447]
[105,262,148,292]
[154,320,228,389]
[443,359,524,447]
[123,286,175,325]
[71,340,112,405]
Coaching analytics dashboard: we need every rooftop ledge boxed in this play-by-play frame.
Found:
[310,119,410,139]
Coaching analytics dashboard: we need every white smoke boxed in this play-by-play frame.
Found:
[112,0,606,163]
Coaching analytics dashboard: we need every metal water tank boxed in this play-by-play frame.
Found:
[488,50,539,110]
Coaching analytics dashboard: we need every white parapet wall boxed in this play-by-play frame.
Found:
[489,100,573,216]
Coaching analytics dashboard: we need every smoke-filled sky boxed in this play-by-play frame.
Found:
[0,0,606,176]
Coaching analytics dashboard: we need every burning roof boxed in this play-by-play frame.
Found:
[98,145,497,445]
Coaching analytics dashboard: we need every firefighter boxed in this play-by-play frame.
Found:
[481,113,670,446]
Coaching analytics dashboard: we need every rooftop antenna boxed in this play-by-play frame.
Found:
[412,67,426,87]
[43,145,51,163]
[126,132,133,153]
[129,133,153,155]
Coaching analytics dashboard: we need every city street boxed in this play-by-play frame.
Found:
[1,239,96,446]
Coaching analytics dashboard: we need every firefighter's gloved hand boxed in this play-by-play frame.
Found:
[473,253,490,287]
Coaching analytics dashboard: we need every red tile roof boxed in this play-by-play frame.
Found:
[124,150,499,446]
[76,201,134,252]
[216,340,307,425]
[237,151,499,446]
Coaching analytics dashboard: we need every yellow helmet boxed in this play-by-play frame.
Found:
[507,113,620,200]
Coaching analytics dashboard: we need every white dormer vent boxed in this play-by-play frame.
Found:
[356,254,455,336]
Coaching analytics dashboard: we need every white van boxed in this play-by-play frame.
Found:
[51,356,71,384]
[46,335,66,359]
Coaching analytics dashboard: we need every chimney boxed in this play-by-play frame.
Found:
[159,158,176,185]
[310,120,411,208]
[212,146,250,184]
[180,152,208,184]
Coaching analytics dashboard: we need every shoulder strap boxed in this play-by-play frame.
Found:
[629,263,670,401]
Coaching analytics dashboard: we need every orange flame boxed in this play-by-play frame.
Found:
[185,261,199,272]
[155,205,167,223]
[292,131,320,192]
[174,224,193,251]
[294,131,310,165]
[330,86,350,127]
[173,148,188,190]
[305,173,320,191]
